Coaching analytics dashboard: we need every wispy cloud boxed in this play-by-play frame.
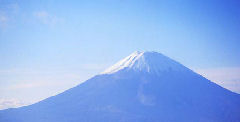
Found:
[0,98,30,110]
[195,67,240,93]
[0,13,8,28]
[34,11,62,26]
[0,67,95,109]
[9,82,44,90]
[6,3,20,14]
[0,3,19,29]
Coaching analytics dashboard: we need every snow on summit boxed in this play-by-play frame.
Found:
[101,51,187,74]
[1,51,240,122]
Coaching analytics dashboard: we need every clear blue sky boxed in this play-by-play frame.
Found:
[0,0,240,109]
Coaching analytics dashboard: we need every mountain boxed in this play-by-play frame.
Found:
[1,51,240,122]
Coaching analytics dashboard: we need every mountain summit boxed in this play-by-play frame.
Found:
[1,51,240,122]
[102,51,186,74]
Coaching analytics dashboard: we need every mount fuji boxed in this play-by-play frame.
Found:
[1,51,240,122]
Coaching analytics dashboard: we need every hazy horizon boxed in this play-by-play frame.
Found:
[0,0,240,110]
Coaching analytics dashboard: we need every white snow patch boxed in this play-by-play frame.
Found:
[101,51,186,74]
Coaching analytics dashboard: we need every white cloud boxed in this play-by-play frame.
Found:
[0,98,30,110]
[194,67,240,93]
[7,3,20,14]
[0,3,20,29]
[9,82,44,90]
[0,12,8,28]
[34,11,62,26]
[0,67,93,110]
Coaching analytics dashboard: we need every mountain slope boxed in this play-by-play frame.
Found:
[101,51,186,74]
[1,51,240,122]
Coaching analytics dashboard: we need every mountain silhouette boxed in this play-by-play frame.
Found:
[1,51,240,122]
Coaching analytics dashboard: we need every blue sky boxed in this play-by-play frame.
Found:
[0,0,240,109]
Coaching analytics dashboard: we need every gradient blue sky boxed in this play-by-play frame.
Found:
[0,0,240,109]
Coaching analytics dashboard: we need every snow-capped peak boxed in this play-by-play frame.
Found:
[101,51,186,74]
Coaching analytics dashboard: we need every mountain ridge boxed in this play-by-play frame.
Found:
[1,51,240,122]
[102,51,189,74]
